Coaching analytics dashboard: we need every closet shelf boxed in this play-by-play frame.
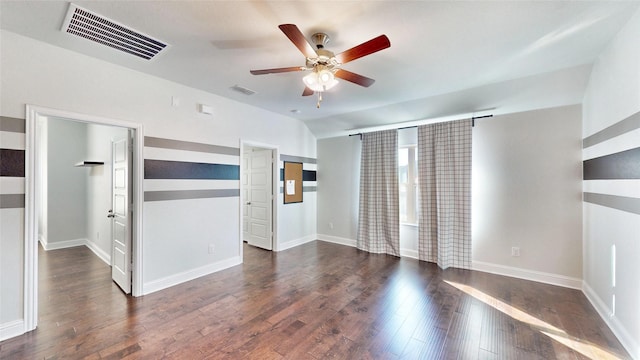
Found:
[74,161,104,167]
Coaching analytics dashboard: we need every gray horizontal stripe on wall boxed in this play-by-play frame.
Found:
[0,194,25,209]
[279,186,317,194]
[280,154,317,164]
[583,147,640,180]
[584,192,640,215]
[144,189,240,202]
[583,111,640,148]
[145,136,240,156]
[0,116,26,133]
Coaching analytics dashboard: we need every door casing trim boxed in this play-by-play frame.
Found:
[24,105,144,333]
[239,140,279,259]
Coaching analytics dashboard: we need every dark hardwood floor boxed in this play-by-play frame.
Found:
[0,241,631,359]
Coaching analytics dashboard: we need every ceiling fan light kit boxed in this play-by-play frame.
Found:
[250,24,390,108]
[302,66,338,92]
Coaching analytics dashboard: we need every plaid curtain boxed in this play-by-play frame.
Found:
[418,119,472,269]
[357,129,400,256]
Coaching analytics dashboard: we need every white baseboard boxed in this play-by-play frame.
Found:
[316,239,581,289]
[583,282,639,360]
[40,238,87,251]
[85,240,111,266]
[277,234,317,251]
[0,319,25,341]
[316,234,357,247]
[472,260,583,289]
[142,256,242,295]
[39,237,111,266]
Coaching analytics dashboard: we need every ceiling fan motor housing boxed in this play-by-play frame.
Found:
[311,32,330,49]
[307,49,339,68]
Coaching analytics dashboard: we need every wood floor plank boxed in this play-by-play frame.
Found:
[0,241,632,359]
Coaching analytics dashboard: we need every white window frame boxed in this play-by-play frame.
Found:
[399,145,418,225]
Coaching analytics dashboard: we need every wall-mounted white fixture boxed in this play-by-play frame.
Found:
[511,246,520,257]
[199,104,214,115]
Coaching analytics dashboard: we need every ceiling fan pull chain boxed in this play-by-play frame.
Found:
[317,92,323,108]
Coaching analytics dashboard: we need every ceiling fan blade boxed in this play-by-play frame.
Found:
[335,35,390,64]
[335,69,375,87]
[302,87,314,96]
[250,66,304,75]
[278,24,317,58]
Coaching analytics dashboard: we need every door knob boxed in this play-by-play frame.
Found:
[246,202,251,205]
[107,210,115,218]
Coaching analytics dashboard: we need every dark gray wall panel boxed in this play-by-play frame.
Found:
[0,149,25,177]
[279,168,317,181]
[303,170,317,182]
[583,147,640,180]
[144,159,239,180]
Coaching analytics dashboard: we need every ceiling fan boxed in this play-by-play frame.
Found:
[250,24,390,107]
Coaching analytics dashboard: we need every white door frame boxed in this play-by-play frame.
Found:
[24,105,144,333]
[239,140,278,259]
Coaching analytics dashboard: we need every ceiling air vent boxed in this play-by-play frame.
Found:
[61,4,168,60]
[230,85,256,96]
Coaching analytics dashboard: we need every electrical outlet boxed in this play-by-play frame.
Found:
[329,222,334,230]
[208,244,215,254]
[96,232,100,240]
[511,247,520,257]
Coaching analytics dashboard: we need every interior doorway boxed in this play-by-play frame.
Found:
[24,105,144,333]
[240,141,278,257]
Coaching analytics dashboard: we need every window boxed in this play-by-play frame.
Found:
[399,146,418,224]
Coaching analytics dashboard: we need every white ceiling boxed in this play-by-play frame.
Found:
[2,1,639,138]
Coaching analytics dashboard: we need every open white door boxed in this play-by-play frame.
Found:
[110,135,131,294]
[246,149,273,250]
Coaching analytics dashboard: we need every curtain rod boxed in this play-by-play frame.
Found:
[348,114,493,139]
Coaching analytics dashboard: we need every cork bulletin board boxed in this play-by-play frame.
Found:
[283,161,303,204]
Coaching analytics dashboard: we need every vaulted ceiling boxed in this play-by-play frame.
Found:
[2,1,639,138]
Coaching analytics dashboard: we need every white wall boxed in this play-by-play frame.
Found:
[582,9,640,359]
[0,208,23,327]
[0,29,316,337]
[316,135,361,246]
[318,105,584,288]
[45,118,88,247]
[472,106,583,285]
